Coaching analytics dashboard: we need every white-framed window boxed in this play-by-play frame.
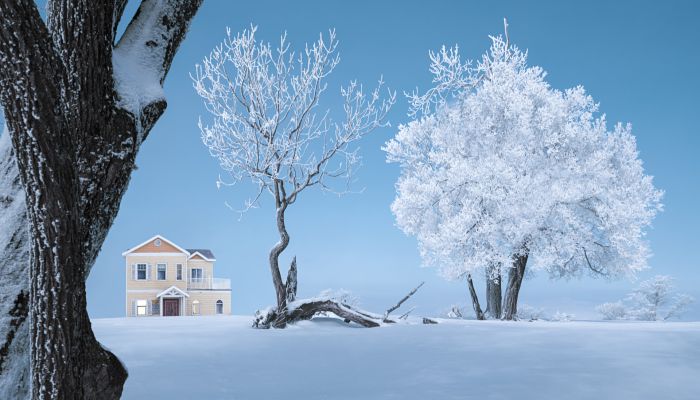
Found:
[136,264,147,280]
[192,300,200,315]
[136,299,148,316]
[191,268,203,282]
[154,238,162,247]
[157,263,166,280]
[216,300,223,314]
[176,264,183,280]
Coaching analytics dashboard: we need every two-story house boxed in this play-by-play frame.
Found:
[123,235,231,317]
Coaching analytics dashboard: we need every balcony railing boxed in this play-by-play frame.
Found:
[187,277,231,290]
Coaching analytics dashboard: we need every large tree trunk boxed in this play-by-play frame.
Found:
[502,253,528,320]
[485,265,502,319]
[0,1,202,398]
[0,129,30,399]
[466,274,485,320]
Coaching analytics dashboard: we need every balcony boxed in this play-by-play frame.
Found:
[187,277,231,290]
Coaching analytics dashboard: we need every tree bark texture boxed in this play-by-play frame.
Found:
[502,253,528,320]
[0,1,202,398]
[466,274,485,320]
[485,265,502,319]
[0,131,30,399]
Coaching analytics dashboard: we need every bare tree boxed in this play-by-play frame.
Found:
[193,26,395,328]
[0,1,202,398]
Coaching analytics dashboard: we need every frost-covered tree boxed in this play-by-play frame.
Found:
[385,22,663,320]
[193,26,394,328]
[598,275,694,321]
[0,1,202,398]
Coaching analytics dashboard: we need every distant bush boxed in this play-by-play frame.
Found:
[596,276,694,321]
[516,304,544,321]
[596,301,627,320]
[550,311,575,322]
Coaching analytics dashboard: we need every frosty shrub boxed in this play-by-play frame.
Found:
[443,304,468,319]
[516,304,544,321]
[597,276,694,321]
[596,301,627,320]
[550,311,575,322]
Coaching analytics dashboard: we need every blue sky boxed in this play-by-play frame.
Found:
[8,0,700,319]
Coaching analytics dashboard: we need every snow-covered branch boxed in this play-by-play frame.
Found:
[193,26,395,211]
[114,0,203,118]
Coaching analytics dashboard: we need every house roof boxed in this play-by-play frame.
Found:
[121,235,217,261]
[186,248,216,261]
[121,234,189,256]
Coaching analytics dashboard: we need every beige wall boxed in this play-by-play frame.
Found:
[126,291,160,317]
[186,291,232,316]
[185,258,214,280]
[126,291,231,316]
[125,254,189,291]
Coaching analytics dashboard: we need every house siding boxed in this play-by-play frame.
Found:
[186,291,232,316]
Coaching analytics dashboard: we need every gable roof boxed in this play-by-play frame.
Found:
[186,249,216,261]
[121,235,189,256]
[156,285,190,298]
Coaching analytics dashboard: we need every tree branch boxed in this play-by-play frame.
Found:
[383,282,425,321]
[114,0,203,117]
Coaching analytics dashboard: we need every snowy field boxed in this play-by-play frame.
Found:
[93,316,700,400]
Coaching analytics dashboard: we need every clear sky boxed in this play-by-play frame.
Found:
[7,0,699,320]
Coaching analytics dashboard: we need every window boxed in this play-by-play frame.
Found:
[192,300,200,315]
[176,264,183,280]
[157,263,166,280]
[216,300,223,315]
[136,264,147,280]
[191,268,203,282]
[136,299,147,316]
[154,238,162,247]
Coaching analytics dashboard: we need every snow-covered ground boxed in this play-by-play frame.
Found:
[93,316,700,400]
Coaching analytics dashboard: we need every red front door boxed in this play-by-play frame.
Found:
[163,298,180,316]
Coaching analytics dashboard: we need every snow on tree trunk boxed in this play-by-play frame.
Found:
[466,274,485,320]
[285,256,298,303]
[0,1,202,398]
[485,266,502,319]
[0,128,30,399]
[502,253,528,320]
